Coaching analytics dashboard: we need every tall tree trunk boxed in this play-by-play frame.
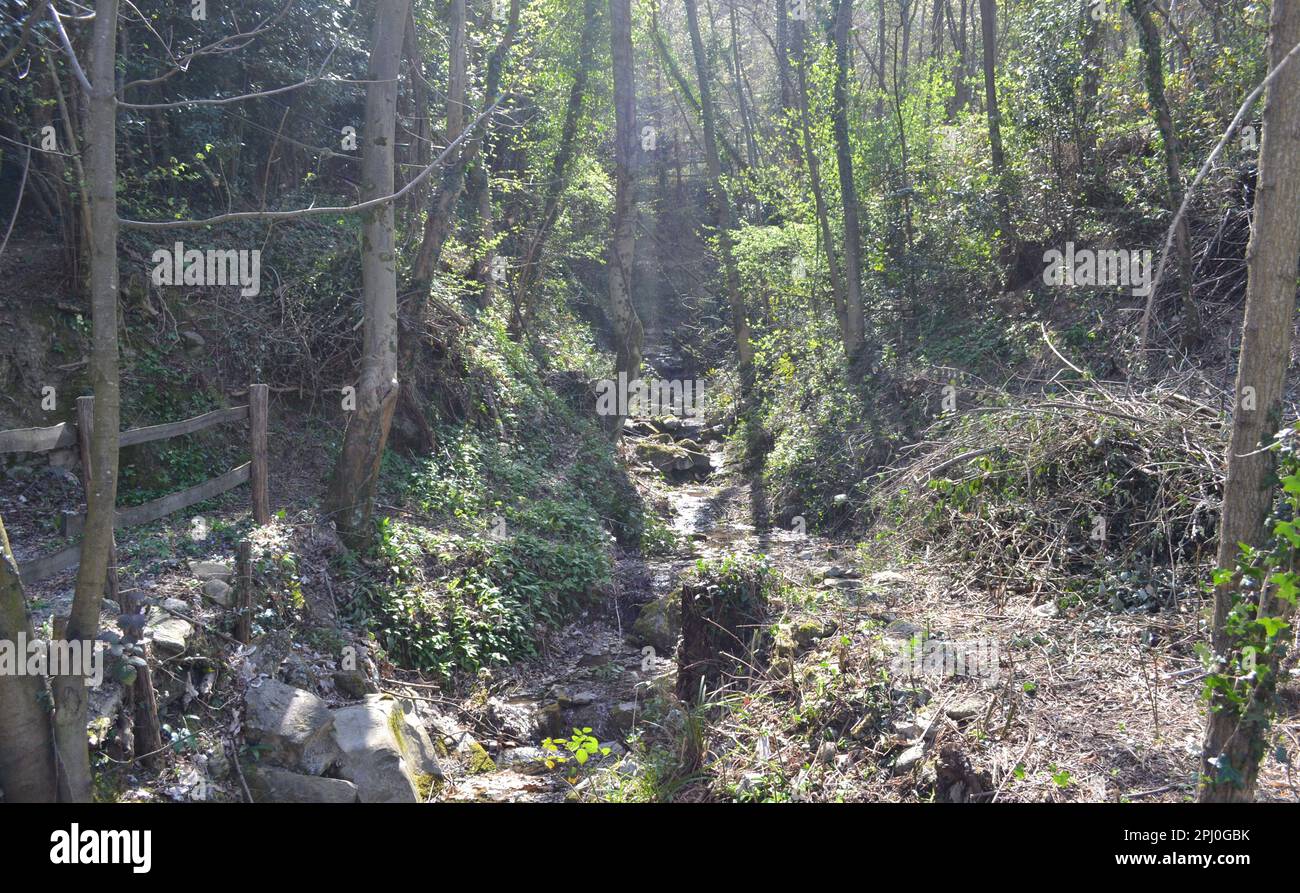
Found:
[0,516,58,801]
[511,0,602,331]
[1126,0,1199,348]
[1199,0,1300,802]
[831,0,867,360]
[794,19,847,335]
[978,0,1014,287]
[410,0,519,286]
[325,0,411,547]
[52,0,119,803]
[684,0,754,390]
[606,0,644,435]
[409,0,468,287]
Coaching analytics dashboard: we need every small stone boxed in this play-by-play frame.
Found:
[893,719,925,740]
[202,579,234,607]
[946,698,984,721]
[894,743,926,775]
[815,741,836,764]
[189,560,233,581]
[870,571,908,585]
[145,608,193,654]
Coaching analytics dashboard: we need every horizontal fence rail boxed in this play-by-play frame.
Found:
[3,384,270,586]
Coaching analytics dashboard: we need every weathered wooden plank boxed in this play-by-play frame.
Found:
[118,405,248,448]
[0,422,77,454]
[249,385,269,525]
[18,543,82,586]
[64,462,251,537]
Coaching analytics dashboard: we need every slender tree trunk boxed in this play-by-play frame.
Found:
[52,0,119,803]
[511,0,601,330]
[409,0,468,287]
[978,0,1014,287]
[1126,0,1199,347]
[0,516,58,802]
[684,0,754,389]
[794,20,847,334]
[325,0,411,546]
[606,0,644,436]
[831,0,867,360]
[1199,0,1300,802]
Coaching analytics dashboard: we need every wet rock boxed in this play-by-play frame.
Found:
[244,679,340,775]
[428,714,496,775]
[332,696,443,802]
[244,765,359,803]
[496,747,550,775]
[631,593,680,652]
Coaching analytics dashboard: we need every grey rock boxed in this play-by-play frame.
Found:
[946,698,984,721]
[894,743,927,775]
[145,608,193,654]
[332,695,444,802]
[631,593,680,652]
[202,579,234,608]
[245,766,359,803]
[244,679,340,775]
[189,560,233,581]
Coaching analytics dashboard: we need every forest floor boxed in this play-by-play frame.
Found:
[399,417,1300,802]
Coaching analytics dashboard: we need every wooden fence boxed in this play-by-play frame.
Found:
[0,384,270,586]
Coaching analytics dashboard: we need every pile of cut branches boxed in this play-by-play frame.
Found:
[863,382,1226,609]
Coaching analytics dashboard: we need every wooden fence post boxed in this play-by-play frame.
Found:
[249,384,270,525]
[76,396,121,607]
[234,539,253,645]
[132,645,163,767]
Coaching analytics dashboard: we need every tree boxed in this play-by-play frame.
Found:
[50,0,120,802]
[684,0,754,393]
[604,0,644,435]
[511,0,603,332]
[830,0,867,360]
[324,0,413,545]
[1199,0,1300,802]
[1125,0,1199,349]
[0,516,58,801]
[977,0,1014,287]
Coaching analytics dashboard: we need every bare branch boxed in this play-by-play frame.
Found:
[119,102,500,230]
[48,2,92,93]
[1138,38,1300,357]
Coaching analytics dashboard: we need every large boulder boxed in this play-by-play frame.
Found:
[631,593,680,653]
[244,766,359,803]
[244,679,340,775]
[331,695,443,802]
